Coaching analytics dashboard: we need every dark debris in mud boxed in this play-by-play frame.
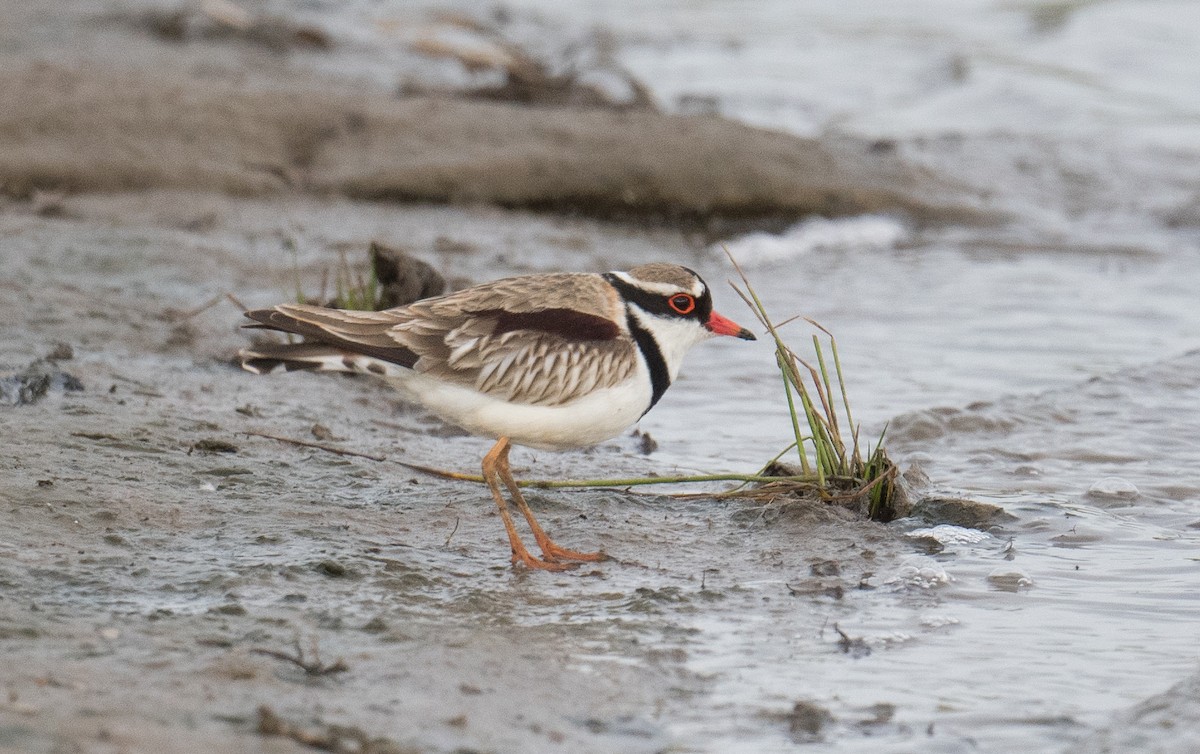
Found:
[631,428,658,455]
[369,242,446,309]
[906,534,946,555]
[785,580,845,601]
[832,623,871,658]
[190,438,239,455]
[256,705,416,754]
[757,699,835,745]
[316,560,353,579]
[405,11,654,112]
[787,699,835,743]
[0,358,84,406]
[136,4,332,53]
[754,460,913,523]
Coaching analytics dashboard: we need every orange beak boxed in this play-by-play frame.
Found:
[706,311,756,340]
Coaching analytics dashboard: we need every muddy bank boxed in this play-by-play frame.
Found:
[0,192,924,753]
[1067,671,1200,754]
[0,64,983,229]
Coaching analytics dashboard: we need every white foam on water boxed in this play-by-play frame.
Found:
[717,215,909,267]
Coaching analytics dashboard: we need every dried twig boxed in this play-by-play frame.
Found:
[257,705,406,753]
[252,636,347,676]
[393,459,816,489]
[245,430,823,497]
[443,517,460,547]
[244,431,387,462]
[171,291,248,320]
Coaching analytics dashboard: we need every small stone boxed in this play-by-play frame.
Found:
[360,616,388,633]
[370,242,445,309]
[46,342,74,361]
[317,560,347,577]
[809,559,840,577]
[209,603,248,616]
[911,496,1016,529]
[987,569,1033,592]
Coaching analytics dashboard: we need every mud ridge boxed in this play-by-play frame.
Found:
[0,65,985,228]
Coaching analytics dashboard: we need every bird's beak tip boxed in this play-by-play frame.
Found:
[705,311,756,341]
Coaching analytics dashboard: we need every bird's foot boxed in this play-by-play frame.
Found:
[510,547,577,571]
[536,540,607,563]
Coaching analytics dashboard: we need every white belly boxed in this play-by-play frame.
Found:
[384,369,652,451]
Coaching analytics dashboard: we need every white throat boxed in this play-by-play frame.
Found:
[627,306,713,382]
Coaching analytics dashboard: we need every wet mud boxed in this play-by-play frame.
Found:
[5,2,1200,752]
[0,192,922,753]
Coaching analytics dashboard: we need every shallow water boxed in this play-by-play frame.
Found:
[443,1,1200,749]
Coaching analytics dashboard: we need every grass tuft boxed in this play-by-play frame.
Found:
[292,247,380,311]
[330,250,380,311]
[725,250,899,520]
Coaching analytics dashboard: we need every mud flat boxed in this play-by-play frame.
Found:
[0,189,931,752]
[9,2,1200,752]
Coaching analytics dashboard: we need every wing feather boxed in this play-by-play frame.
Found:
[243,305,419,368]
[244,272,639,407]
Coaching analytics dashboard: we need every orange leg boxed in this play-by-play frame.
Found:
[493,439,606,564]
[482,438,570,571]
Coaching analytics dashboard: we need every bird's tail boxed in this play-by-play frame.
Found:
[238,305,420,378]
[238,343,367,375]
[239,342,410,379]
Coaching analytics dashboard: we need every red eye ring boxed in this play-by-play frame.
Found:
[669,293,696,315]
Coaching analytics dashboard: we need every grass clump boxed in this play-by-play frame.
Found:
[726,252,900,521]
[290,244,380,311]
[329,251,380,311]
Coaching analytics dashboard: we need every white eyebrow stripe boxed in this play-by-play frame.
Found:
[608,272,687,297]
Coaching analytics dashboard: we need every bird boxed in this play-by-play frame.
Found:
[238,263,755,570]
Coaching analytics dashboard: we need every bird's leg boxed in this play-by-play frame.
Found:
[482,438,570,571]
[494,440,607,563]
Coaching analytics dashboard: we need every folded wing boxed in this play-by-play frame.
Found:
[240,275,639,407]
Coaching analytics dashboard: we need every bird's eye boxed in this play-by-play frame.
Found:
[668,294,695,315]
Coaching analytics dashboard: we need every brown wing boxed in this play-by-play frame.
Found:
[243,273,640,406]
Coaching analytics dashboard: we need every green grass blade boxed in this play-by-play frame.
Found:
[779,355,812,473]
